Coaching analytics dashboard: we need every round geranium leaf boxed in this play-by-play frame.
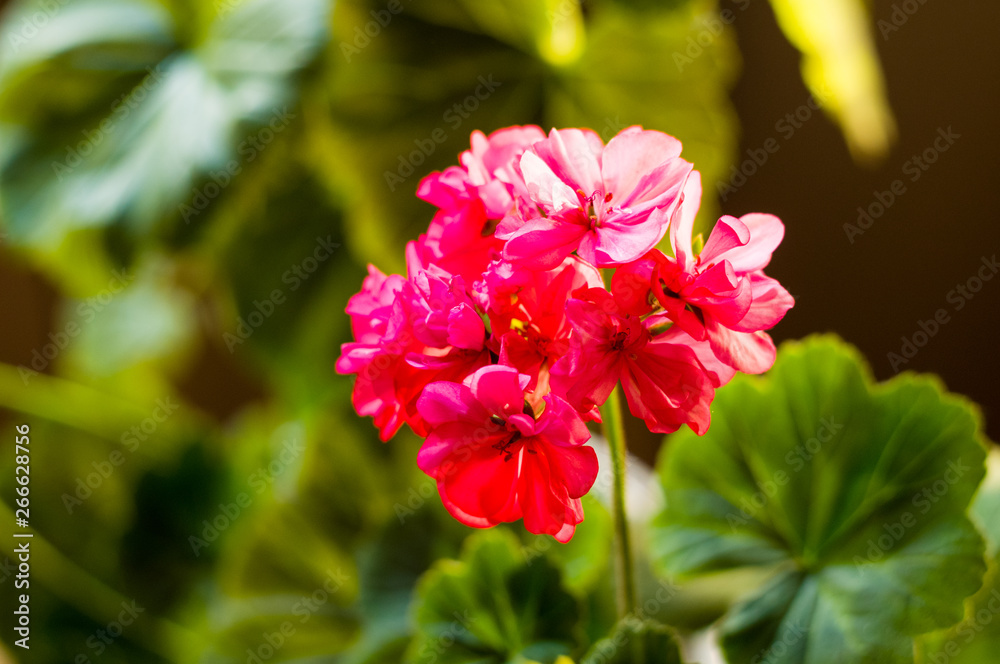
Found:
[581,618,685,664]
[408,529,581,664]
[652,335,989,664]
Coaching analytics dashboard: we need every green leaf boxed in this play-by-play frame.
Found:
[767,0,896,161]
[189,409,368,662]
[971,449,1000,560]
[340,498,470,664]
[914,449,1000,664]
[406,0,586,66]
[408,529,581,664]
[0,0,329,246]
[520,495,613,597]
[580,619,685,664]
[62,254,197,377]
[652,335,989,664]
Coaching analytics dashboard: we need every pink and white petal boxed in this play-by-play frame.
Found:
[462,130,492,183]
[717,213,786,273]
[495,209,528,240]
[593,206,672,266]
[705,318,777,374]
[477,179,516,219]
[670,171,702,271]
[615,158,692,217]
[465,125,546,189]
[531,128,605,196]
[519,150,580,212]
[602,128,683,202]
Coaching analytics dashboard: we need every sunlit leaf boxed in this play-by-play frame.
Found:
[406,0,586,66]
[767,0,896,161]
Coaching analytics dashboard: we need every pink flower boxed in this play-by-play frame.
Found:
[413,168,501,286]
[622,172,795,374]
[399,264,486,351]
[551,290,723,435]
[336,261,489,441]
[335,265,420,440]
[339,124,797,540]
[461,125,547,216]
[416,365,598,542]
[498,126,693,269]
[415,126,545,284]
[483,255,603,392]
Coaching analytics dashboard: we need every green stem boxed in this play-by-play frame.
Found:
[601,384,637,618]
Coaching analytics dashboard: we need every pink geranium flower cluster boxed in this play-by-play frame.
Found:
[337,126,793,542]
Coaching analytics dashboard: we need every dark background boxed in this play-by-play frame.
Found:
[728,0,999,444]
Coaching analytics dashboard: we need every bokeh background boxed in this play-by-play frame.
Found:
[0,0,996,662]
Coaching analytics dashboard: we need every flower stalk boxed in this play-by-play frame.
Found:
[601,383,637,618]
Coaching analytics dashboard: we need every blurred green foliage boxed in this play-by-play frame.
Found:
[0,0,945,662]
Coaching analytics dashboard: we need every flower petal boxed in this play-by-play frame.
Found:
[416,380,484,428]
[519,448,584,540]
[716,213,786,273]
[700,215,751,264]
[601,127,683,204]
[670,170,702,272]
[622,340,714,435]
[730,272,795,332]
[592,205,672,266]
[468,365,529,418]
[519,149,580,212]
[705,319,777,374]
[501,215,589,269]
[530,128,605,197]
